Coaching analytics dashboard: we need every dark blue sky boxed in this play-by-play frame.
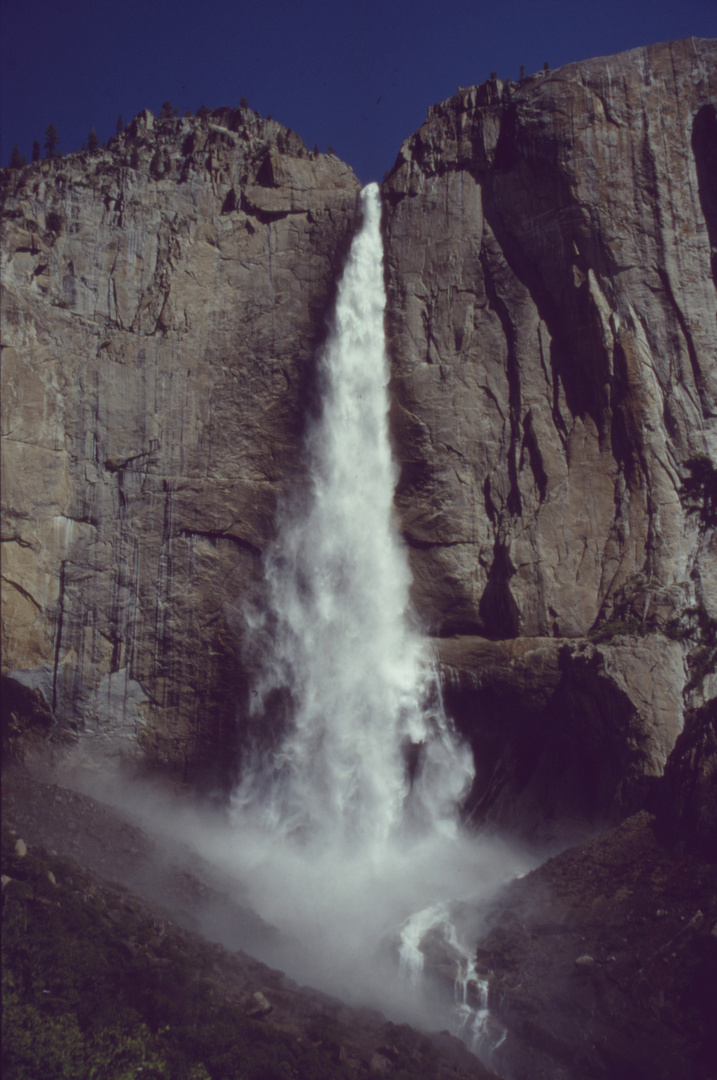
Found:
[1,0,715,183]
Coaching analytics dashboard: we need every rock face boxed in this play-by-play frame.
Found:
[474,811,717,1080]
[1,42,716,835]
[382,38,717,834]
[1,107,360,779]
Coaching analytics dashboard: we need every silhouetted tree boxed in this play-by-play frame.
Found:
[44,123,59,158]
[116,114,124,135]
[32,140,41,162]
[88,128,99,151]
[9,144,26,169]
[239,96,249,108]
[197,104,210,119]
[543,60,550,71]
[520,65,526,79]
[160,101,179,118]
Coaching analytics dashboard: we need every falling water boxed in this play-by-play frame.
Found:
[234,183,473,848]
[221,183,528,1036]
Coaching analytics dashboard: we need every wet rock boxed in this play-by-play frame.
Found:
[14,839,27,857]
[369,1051,392,1074]
[244,990,273,1018]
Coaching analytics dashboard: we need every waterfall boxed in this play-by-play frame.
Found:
[234,183,473,850]
[218,184,529,1034]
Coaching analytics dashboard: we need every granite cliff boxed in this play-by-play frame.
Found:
[2,39,716,840]
[1,107,360,780]
[383,36,717,836]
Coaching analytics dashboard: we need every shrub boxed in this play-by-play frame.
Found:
[680,455,717,529]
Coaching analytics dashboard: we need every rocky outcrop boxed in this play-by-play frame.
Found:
[473,811,717,1080]
[383,38,717,833]
[1,108,360,779]
[436,634,686,840]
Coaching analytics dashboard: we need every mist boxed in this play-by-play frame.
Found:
[63,758,534,1041]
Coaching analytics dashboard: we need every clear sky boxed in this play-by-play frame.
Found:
[1,0,715,183]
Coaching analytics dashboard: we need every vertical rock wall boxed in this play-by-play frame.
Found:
[382,38,717,834]
[1,109,360,779]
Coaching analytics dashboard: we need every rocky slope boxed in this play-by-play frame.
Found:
[1,792,492,1080]
[382,37,717,835]
[1,108,360,781]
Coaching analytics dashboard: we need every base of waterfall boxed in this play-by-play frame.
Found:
[5,761,716,1080]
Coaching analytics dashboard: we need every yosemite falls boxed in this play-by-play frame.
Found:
[221,185,524,1027]
[234,182,472,848]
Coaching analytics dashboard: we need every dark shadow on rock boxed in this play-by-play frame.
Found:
[692,103,717,287]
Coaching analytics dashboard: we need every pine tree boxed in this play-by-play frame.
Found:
[32,140,41,162]
[9,144,26,169]
[88,128,99,151]
[116,114,124,135]
[44,123,59,158]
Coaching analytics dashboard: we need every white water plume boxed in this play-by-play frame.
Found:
[204,183,532,1031]
[234,183,473,850]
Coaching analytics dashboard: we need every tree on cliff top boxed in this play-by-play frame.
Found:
[44,123,59,158]
[9,144,26,169]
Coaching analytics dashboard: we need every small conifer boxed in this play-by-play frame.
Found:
[44,123,59,158]
[9,144,26,169]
